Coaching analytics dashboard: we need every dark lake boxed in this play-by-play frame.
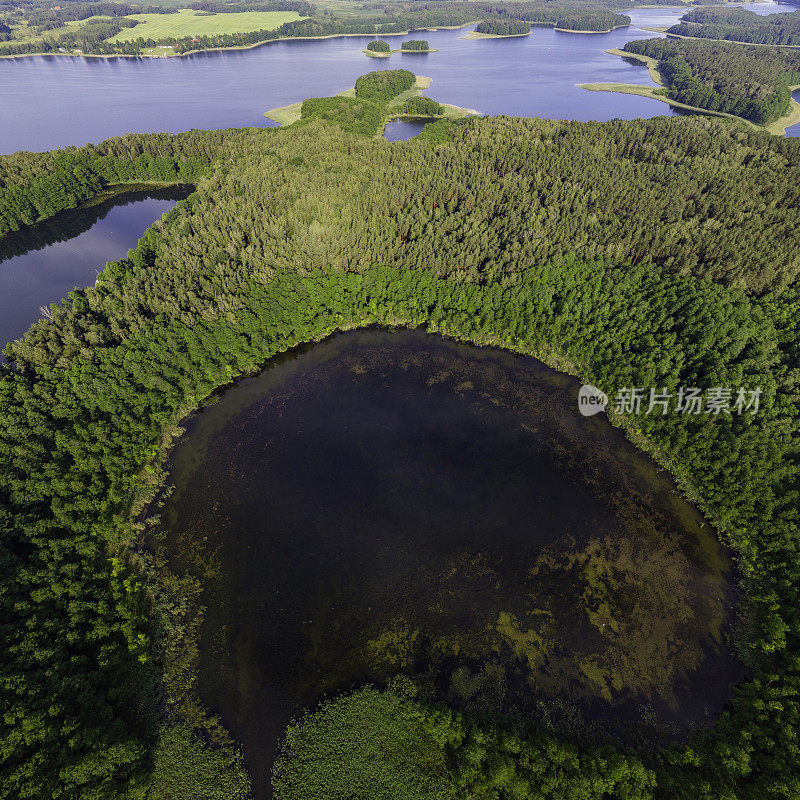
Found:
[1,3,796,154]
[0,186,190,351]
[156,328,744,799]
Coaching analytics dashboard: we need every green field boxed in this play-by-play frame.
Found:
[107,9,304,42]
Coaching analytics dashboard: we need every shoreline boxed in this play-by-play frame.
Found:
[554,23,630,33]
[661,28,800,49]
[2,180,194,238]
[0,23,473,61]
[460,30,530,40]
[579,48,800,135]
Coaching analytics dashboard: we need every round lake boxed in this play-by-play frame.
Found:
[157,328,745,798]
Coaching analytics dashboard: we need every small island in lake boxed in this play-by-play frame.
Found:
[363,38,437,57]
[462,20,531,39]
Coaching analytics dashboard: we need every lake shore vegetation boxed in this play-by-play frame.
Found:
[668,7,800,47]
[580,38,800,132]
[2,108,800,798]
[0,0,633,57]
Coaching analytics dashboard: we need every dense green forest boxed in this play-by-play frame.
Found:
[1,110,800,799]
[355,68,416,103]
[402,39,430,51]
[0,130,228,236]
[299,95,386,135]
[366,39,390,52]
[475,19,530,35]
[403,95,444,115]
[298,70,425,135]
[0,0,632,56]
[669,7,800,47]
[623,36,800,125]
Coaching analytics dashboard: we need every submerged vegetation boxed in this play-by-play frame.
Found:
[2,80,800,798]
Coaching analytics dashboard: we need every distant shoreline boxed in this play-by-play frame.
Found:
[460,30,530,40]
[0,24,473,61]
[554,23,629,34]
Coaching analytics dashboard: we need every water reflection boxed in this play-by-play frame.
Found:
[383,119,428,142]
[0,185,191,350]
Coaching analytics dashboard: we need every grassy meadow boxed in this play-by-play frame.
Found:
[107,9,304,42]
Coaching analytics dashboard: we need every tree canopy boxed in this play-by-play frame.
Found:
[1,111,800,799]
[624,36,800,125]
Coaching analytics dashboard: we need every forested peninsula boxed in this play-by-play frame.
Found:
[1,104,800,799]
[579,35,800,131]
[668,7,800,47]
[266,70,466,134]
[622,37,800,126]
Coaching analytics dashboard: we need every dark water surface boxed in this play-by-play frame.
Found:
[1,3,796,154]
[158,329,744,799]
[0,186,190,350]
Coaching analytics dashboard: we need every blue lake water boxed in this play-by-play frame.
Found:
[1,2,796,154]
[0,187,188,351]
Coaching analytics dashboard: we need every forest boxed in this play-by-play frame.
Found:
[366,39,391,52]
[0,0,633,56]
[0,129,227,236]
[296,70,424,135]
[623,36,800,125]
[669,7,800,47]
[403,95,444,115]
[475,19,531,36]
[1,108,800,799]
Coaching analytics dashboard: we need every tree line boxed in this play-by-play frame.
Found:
[624,36,800,124]
[475,19,530,35]
[0,0,633,56]
[669,7,800,47]
[1,112,800,799]
[0,130,228,236]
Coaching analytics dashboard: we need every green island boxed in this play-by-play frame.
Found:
[578,37,800,135]
[2,80,800,797]
[667,6,800,47]
[0,0,634,58]
[265,70,475,134]
[464,19,531,38]
[363,38,436,57]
